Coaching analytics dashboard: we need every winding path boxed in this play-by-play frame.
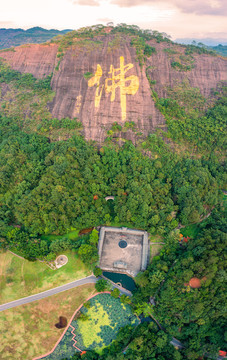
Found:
[0,275,131,312]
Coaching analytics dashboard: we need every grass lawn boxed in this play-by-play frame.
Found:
[40,229,80,242]
[149,234,164,243]
[0,284,96,360]
[149,234,164,263]
[150,243,163,262]
[180,217,210,239]
[180,223,201,239]
[0,250,91,305]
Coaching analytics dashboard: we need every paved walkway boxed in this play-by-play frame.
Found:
[0,275,97,312]
[0,275,131,312]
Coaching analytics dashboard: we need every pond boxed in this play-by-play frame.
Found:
[103,271,136,292]
[38,293,139,359]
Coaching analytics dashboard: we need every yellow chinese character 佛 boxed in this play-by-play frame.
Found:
[88,64,104,108]
[105,56,139,120]
[88,57,139,121]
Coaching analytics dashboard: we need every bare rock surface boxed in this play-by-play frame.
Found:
[0,43,58,78]
[0,35,226,142]
[48,36,164,142]
[146,40,227,98]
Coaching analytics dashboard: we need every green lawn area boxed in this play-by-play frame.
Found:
[180,218,210,239]
[149,234,164,243]
[180,223,201,238]
[150,243,163,262]
[149,234,164,262]
[0,250,91,305]
[40,229,80,242]
[41,293,139,360]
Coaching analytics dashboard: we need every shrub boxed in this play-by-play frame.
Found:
[93,267,102,277]
[111,288,120,298]
[83,72,94,79]
[144,44,156,56]
[95,279,108,292]
[171,61,193,71]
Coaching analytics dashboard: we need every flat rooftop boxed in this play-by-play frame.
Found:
[98,227,149,277]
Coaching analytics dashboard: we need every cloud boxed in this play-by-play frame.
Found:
[73,0,100,6]
[175,0,227,16]
[110,0,227,16]
[97,17,113,23]
[0,21,15,28]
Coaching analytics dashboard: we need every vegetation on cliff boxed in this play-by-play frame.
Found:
[0,60,82,140]
[152,82,227,151]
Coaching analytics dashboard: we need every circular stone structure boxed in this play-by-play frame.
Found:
[118,240,127,248]
[55,255,68,269]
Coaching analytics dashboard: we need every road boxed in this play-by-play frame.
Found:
[0,275,98,312]
[0,275,131,312]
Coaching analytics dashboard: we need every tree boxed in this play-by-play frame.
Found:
[78,244,98,263]
[93,267,102,277]
[111,288,120,298]
[45,252,56,262]
[49,237,72,253]
[95,279,107,292]
[89,229,99,245]
[55,316,67,329]
[120,294,131,304]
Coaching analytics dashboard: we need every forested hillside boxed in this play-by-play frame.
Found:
[0,24,226,360]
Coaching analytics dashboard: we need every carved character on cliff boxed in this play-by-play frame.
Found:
[88,56,139,120]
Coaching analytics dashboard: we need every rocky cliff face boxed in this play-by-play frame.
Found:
[146,40,226,98]
[0,43,58,78]
[0,34,226,142]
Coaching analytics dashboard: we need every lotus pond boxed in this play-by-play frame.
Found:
[40,293,139,359]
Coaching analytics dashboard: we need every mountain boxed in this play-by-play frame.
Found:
[210,44,227,56]
[0,27,72,49]
[175,37,227,46]
[175,38,227,57]
[0,25,226,143]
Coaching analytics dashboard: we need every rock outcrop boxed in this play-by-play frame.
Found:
[0,43,58,78]
[1,34,226,142]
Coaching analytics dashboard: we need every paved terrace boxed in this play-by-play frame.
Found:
[98,227,149,277]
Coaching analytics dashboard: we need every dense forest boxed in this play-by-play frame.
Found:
[0,24,226,360]
[0,115,225,259]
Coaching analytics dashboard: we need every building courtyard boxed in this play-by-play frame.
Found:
[98,226,149,277]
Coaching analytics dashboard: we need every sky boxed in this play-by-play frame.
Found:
[0,0,227,42]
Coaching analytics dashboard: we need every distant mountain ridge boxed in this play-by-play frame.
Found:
[175,38,227,56]
[0,27,72,49]
[175,37,227,46]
